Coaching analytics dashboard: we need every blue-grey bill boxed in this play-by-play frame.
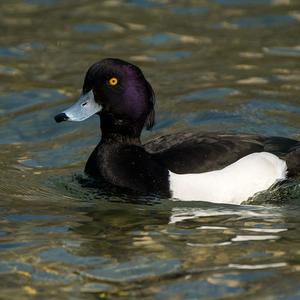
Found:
[60,90,102,122]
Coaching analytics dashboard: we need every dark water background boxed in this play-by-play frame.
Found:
[0,0,300,299]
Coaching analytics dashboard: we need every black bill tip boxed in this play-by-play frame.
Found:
[54,113,69,123]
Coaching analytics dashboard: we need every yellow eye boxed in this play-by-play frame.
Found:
[108,77,118,86]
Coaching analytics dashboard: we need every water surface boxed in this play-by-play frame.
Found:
[0,0,300,299]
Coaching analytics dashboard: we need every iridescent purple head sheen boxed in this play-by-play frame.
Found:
[121,64,150,118]
[82,58,155,130]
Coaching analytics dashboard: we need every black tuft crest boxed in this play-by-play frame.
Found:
[145,80,155,130]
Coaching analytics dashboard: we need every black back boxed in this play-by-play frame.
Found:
[145,131,300,175]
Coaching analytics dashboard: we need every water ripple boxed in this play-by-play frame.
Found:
[264,46,300,57]
[74,23,124,34]
[182,88,240,102]
[228,262,287,270]
[231,235,280,242]
[81,258,181,283]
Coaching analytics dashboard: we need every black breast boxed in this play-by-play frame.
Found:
[85,142,171,196]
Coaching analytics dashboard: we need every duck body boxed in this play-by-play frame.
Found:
[84,131,294,204]
[55,58,300,204]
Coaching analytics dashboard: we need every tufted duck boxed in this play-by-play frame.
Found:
[55,58,300,204]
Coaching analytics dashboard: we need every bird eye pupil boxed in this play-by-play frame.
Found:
[109,77,118,86]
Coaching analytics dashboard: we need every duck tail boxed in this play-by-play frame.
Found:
[286,144,300,177]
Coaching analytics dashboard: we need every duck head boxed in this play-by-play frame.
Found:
[55,58,155,139]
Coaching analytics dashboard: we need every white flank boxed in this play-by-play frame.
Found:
[169,152,287,205]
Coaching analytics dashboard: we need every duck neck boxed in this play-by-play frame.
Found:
[99,112,142,145]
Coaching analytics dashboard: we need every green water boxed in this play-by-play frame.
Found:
[0,0,300,299]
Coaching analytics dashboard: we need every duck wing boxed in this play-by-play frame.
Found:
[144,132,299,174]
